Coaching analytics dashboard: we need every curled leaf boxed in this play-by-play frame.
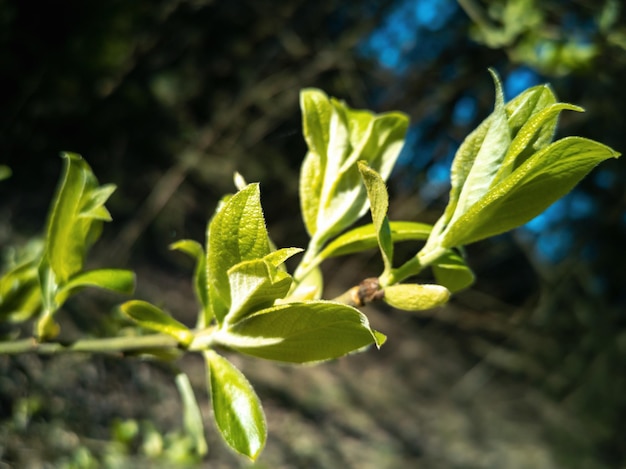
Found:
[383,284,450,311]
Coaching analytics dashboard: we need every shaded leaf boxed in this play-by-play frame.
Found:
[299,89,408,246]
[205,350,266,460]
[170,239,212,327]
[432,251,475,293]
[358,161,393,272]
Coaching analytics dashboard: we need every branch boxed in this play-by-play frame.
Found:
[0,333,180,356]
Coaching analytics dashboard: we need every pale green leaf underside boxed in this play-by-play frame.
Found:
[217,301,385,363]
[205,350,266,460]
[448,70,511,227]
[170,239,212,327]
[119,300,193,347]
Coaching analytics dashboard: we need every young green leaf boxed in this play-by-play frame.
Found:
[55,269,135,305]
[358,161,393,272]
[215,301,385,363]
[432,250,475,293]
[298,89,409,248]
[383,284,450,311]
[206,183,272,324]
[170,239,212,327]
[441,137,620,247]
[447,70,511,229]
[285,265,323,301]
[493,102,583,184]
[44,153,116,284]
[204,350,266,460]
[0,256,42,324]
[175,372,208,457]
[440,77,557,234]
[225,258,293,326]
[317,221,432,260]
[119,300,193,347]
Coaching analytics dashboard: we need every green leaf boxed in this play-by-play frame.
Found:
[206,183,272,324]
[493,103,583,184]
[262,247,303,268]
[432,251,475,293]
[447,70,511,229]
[175,372,208,457]
[225,258,293,325]
[0,165,11,181]
[170,239,212,327]
[204,350,266,460]
[286,265,323,301]
[0,256,42,324]
[44,153,116,284]
[383,284,450,311]
[299,89,409,247]
[442,137,621,247]
[119,300,193,347]
[215,301,385,363]
[55,269,135,305]
[358,161,393,272]
[317,221,432,260]
[505,84,557,138]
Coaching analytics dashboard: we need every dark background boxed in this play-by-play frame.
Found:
[1,0,625,467]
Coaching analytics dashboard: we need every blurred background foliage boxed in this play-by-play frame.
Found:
[1,0,625,467]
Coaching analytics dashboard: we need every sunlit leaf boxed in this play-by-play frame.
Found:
[299,89,408,248]
[44,153,115,284]
[206,183,271,324]
[442,137,620,247]
[204,350,266,460]
[55,268,135,305]
[215,301,385,363]
[175,372,208,457]
[317,221,432,260]
[358,161,393,272]
[120,300,193,347]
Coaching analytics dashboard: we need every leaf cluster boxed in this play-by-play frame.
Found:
[0,73,619,462]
